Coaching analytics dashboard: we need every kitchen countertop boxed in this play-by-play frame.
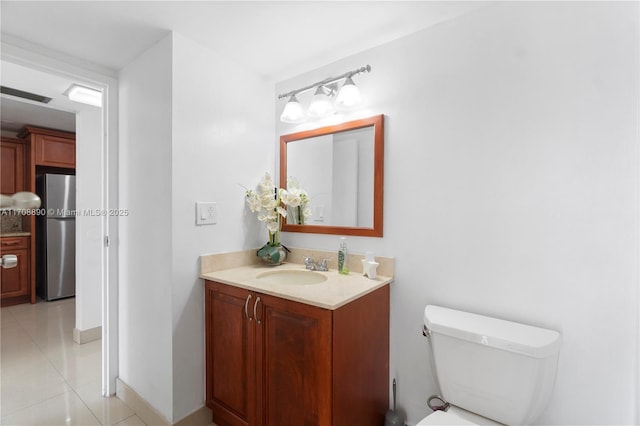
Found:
[0,232,31,237]
[200,262,392,310]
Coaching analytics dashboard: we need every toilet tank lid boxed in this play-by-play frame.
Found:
[424,305,561,358]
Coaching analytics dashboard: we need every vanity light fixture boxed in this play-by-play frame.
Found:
[278,64,371,123]
[65,84,103,107]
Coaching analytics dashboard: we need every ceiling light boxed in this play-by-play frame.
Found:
[307,86,335,118]
[336,77,362,108]
[280,94,306,123]
[277,65,371,123]
[65,84,103,107]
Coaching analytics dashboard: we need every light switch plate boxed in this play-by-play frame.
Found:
[196,202,217,225]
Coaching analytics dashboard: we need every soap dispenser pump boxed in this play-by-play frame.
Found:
[338,237,349,274]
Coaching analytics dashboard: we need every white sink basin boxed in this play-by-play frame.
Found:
[256,269,327,285]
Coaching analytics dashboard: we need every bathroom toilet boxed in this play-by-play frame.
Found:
[418,305,562,425]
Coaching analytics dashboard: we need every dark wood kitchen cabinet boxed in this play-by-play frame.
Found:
[0,236,30,306]
[19,126,76,169]
[0,138,26,195]
[204,280,389,426]
[16,126,76,306]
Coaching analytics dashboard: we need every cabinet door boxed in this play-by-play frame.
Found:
[0,248,29,298]
[0,140,25,194]
[255,294,332,426]
[206,281,255,426]
[0,236,29,304]
[35,134,76,168]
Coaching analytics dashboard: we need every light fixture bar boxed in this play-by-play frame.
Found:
[278,65,371,100]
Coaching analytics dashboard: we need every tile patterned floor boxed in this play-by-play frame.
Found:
[1,298,144,426]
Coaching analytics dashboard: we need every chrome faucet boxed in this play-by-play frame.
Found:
[304,257,329,271]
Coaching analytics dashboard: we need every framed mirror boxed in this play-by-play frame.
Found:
[280,114,384,237]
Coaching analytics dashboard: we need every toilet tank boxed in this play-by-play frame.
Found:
[424,305,561,425]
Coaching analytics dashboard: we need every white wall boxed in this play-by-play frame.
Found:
[170,33,273,421]
[119,31,273,422]
[119,33,174,420]
[75,107,103,332]
[277,2,639,424]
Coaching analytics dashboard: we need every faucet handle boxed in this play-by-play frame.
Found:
[304,257,315,270]
[319,258,330,271]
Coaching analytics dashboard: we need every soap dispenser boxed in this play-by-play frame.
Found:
[338,237,349,274]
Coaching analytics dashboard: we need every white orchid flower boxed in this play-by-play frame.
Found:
[244,172,313,246]
[247,196,261,212]
[286,192,301,207]
[266,221,279,233]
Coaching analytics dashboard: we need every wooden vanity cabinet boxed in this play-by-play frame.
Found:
[205,280,389,426]
[0,237,30,306]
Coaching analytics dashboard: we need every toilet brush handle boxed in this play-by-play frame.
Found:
[393,378,397,411]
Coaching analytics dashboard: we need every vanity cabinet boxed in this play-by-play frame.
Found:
[205,280,389,426]
[0,236,30,306]
[0,138,26,195]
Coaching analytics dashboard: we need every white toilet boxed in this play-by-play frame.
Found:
[418,305,561,425]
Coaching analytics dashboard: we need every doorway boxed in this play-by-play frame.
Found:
[1,41,118,396]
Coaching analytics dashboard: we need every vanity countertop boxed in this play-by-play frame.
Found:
[200,262,392,310]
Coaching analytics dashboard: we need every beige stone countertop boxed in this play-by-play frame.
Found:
[0,232,31,237]
[200,262,392,310]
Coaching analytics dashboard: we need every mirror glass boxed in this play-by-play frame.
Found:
[280,114,384,237]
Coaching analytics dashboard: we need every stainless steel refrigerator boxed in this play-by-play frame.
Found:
[36,174,76,301]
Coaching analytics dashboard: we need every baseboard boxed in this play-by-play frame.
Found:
[116,378,171,426]
[72,326,101,344]
[174,406,213,426]
[116,378,214,426]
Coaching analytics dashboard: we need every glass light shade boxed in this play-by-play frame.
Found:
[307,86,335,118]
[10,192,41,209]
[66,84,103,107]
[280,95,306,123]
[0,195,13,209]
[336,77,362,108]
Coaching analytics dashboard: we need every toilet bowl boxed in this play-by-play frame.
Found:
[421,305,561,425]
[417,405,502,425]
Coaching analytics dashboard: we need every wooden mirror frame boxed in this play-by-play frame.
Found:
[280,114,384,237]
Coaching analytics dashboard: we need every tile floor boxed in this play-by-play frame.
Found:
[1,298,146,426]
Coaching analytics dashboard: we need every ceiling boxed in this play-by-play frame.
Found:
[0,61,97,134]
[0,1,491,133]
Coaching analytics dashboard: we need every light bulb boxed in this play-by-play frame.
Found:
[307,86,334,118]
[336,77,362,108]
[280,95,306,123]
